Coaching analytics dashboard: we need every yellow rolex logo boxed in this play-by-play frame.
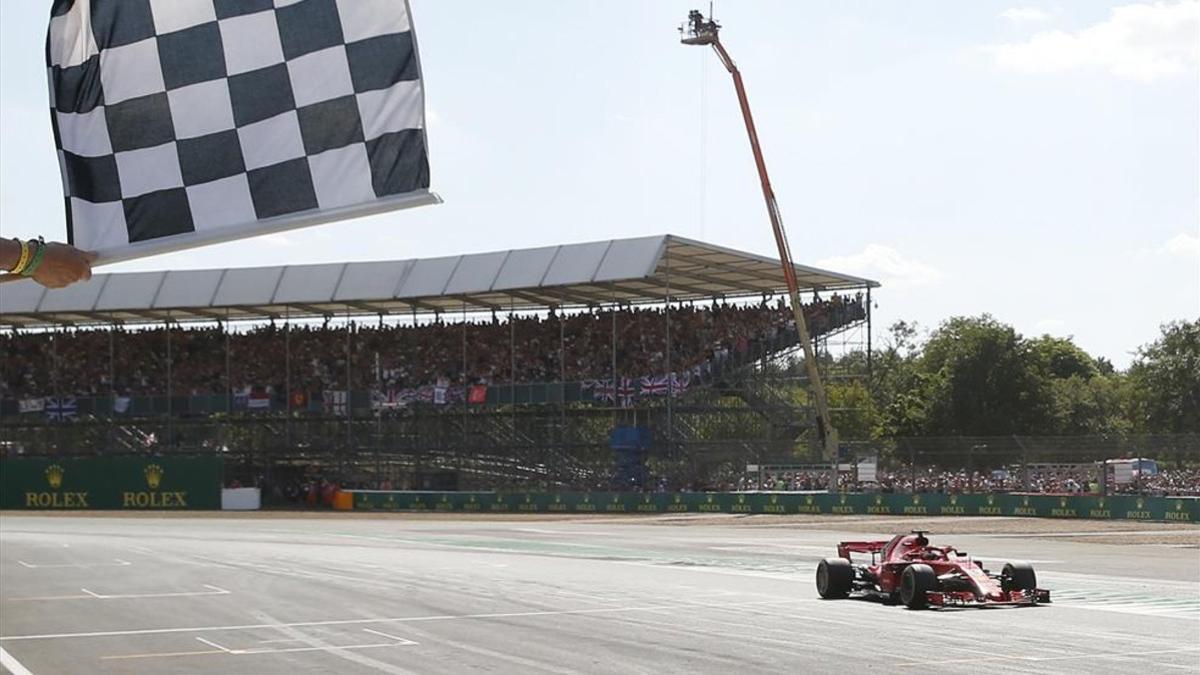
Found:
[144,464,163,489]
[45,464,64,489]
[738,494,745,504]
[525,494,532,503]
[1177,500,1184,511]
[612,494,620,503]
[1136,498,1144,509]
[875,495,883,505]
[583,494,590,503]
[1022,496,1030,506]
[706,494,714,503]
[553,494,560,503]
[912,494,921,505]
[469,494,477,502]
[771,494,778,504]
[1098,498,1105,508]
[1059,497,1067,508]
[986,494,995,505]
[674,494,682,503]
[805,495,814,505]
[839,494,847,505]
[949,494,958,505]
[644,494,652,503]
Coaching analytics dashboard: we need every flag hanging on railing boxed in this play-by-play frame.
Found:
[639,375,668,397]
[19,398,46,414]
[46,0,436,262]
[616,378,636,408]
[322,390,347,416]
[45,397,78,421]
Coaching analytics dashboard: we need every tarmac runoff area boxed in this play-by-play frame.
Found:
[0,514,1197,675]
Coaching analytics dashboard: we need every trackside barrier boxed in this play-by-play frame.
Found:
[0,457,222,510]
[221,487,261,510]
[337,490,1199,522]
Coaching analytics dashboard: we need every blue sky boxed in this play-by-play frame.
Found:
[1,1,1197,367]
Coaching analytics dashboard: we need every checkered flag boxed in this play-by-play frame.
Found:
[47,0,436,262]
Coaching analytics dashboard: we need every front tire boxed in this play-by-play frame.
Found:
[816,558,853,599]
[900,564,937,609]
[1002,562,1037,593]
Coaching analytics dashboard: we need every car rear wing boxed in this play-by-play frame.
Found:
[837,541,887,558]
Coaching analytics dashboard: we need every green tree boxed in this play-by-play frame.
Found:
[1029,335,1099,380]
[1126,320,1200,433]
[918,315,1055,435]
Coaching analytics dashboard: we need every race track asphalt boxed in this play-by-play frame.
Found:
[1,513,1197,674]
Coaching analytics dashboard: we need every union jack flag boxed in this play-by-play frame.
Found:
[616,378,636,408]
[670,372,690,396]
[640,375,669,397]
[45,397,77,421]
[592,380,614,403]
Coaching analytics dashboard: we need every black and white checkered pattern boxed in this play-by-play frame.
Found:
[47,0,431,255]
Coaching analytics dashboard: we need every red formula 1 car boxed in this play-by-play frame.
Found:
[816,531,1051,609]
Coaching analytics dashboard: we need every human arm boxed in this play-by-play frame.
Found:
[1,238,97,288]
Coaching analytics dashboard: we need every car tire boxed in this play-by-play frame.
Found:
[900,564,937,609]
[1002,562,1037,592]
[816,558,853,599]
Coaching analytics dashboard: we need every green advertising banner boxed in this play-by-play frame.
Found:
[344,490,1198,522]
[0,457,222,510]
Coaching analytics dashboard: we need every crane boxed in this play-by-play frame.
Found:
[680,9,840,471]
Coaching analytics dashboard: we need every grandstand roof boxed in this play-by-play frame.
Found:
[0,234,877,328]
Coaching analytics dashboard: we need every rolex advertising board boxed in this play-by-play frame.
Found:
[342,490,1197,521]
[1,457,221,510]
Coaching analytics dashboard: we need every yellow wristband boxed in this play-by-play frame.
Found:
[9,239,31,274]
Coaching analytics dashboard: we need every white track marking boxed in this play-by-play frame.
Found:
[0,646,34,675]
[895,645,1200,667]
[16,558,130,569]
[80,585,230,600]
[361,628,419,645]
[0,597,802,642]
[12,585,231,602]
[194,637,234,653]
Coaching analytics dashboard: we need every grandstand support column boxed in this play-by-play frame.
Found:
[665,246,673,458]
[51,328,60,453]
[510,297,516,442]
[462,301,468,469]
[345,308,352,481]
[224,308,231,453]
[166,313,173,450]
[108,316,116,453]
[611,284,617,411]
[559,303,566,454]
[285,307,292,451]
[866,286,873,379]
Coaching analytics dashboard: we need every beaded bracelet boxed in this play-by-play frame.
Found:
[9,238,31,274]
[20,239,46,277]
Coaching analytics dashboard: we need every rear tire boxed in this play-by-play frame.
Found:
[1002,562,1037,592]
[816,558,853,599]
[900,564,937,609]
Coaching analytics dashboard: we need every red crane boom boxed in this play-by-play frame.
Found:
[680,10,839,466]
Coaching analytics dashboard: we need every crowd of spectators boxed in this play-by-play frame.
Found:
[0,295,865,401]
[736,466,1200,496]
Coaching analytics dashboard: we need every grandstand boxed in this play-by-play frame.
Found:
[0,234,877,494]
